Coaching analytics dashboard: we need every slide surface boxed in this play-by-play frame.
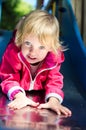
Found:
[58,0,86,90]
[57,0,86,127]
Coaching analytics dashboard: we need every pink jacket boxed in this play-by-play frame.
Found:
[0,43,65,103]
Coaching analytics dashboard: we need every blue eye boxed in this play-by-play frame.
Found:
[39,46,45,50]
[25,41,31,46]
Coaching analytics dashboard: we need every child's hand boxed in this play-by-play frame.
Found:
[37,97,72,116]
[8,92,39,109]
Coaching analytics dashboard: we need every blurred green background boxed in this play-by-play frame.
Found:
[0,0,34,30]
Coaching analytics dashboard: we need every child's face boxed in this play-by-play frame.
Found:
[21,34,50,64]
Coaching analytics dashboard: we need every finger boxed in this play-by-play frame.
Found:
[8,101,16,108]
[56,107,72,116]
[37,103,49,109]
[31,102,39,107]
[61,107,72,116]
[28,100,39,107]
[55,109,61,115]
[8,101,23,109]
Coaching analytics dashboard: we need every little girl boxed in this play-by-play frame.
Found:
[0,10,71,116]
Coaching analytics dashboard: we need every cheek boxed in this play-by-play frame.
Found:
[39,51,48,59]
[21,46,28,57]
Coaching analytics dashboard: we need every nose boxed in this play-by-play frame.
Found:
[29,46,37,57]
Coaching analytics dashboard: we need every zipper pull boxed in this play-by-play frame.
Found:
[29,80,34,90]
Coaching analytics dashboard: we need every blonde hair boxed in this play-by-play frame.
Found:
[15,10,63,54]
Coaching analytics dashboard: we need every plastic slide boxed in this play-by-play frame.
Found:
[0,30,12,62]
[58,0,86,90]
[57,0,86,126]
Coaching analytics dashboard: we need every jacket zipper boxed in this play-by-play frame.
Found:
[18,53,58,90]
[28,64,58,90]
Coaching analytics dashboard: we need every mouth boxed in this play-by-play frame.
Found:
[27,55,36,60]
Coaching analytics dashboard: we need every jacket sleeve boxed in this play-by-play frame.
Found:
[0,43,25,100]
[45,52,64,103]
